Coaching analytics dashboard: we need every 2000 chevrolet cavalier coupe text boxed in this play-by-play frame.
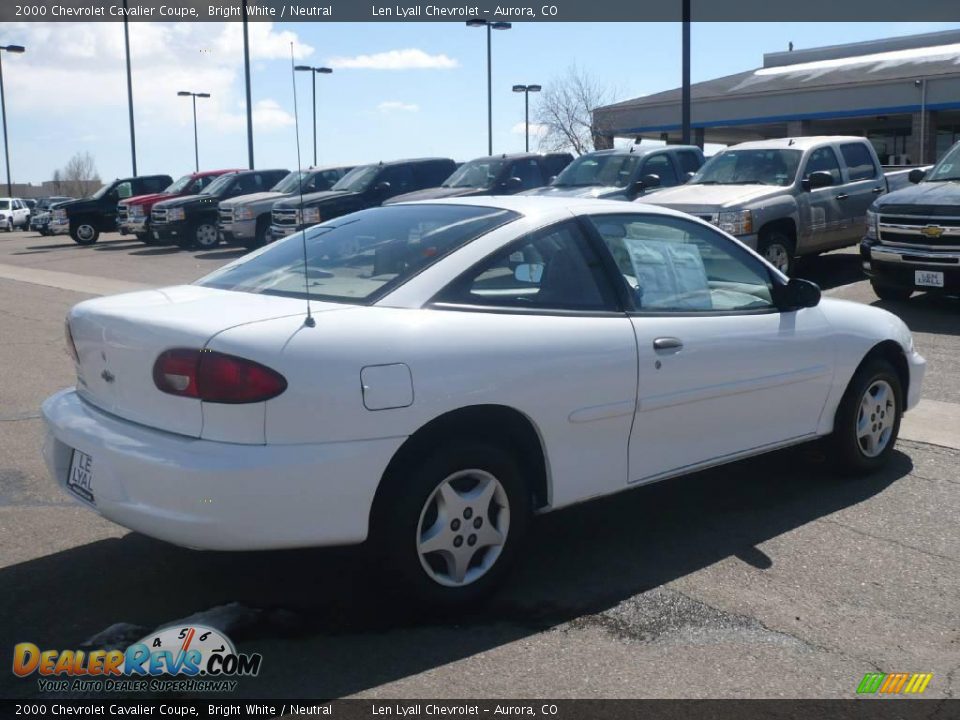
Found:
[42,197,925,605]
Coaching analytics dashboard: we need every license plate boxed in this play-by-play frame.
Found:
[153,231,160,240]
[915,270,944,288]
[66,450,95,505]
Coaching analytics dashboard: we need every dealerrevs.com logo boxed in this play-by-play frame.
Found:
[12,624,262,693]
[857,672,933,695]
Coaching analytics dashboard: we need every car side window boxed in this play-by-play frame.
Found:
[676,151,701,176]
[116,182,133,199]
[840,143,878,181]
[436,221,616,311]
[642,154,679,187]
[587,214,775,313]
[381,166,416,194]
[803,147,843,185]
[507,159,545,190]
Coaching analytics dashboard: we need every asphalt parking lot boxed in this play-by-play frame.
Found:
[0,230,957,701]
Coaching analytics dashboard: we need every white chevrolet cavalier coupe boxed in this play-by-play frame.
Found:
[43,197,925,604]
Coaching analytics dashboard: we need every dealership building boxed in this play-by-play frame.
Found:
[593,29,960,166]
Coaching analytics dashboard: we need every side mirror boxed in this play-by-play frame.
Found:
[504,177,523,191]
[908,168,926,184]
[514,263,544,283]
[373,181,391,194]
[778,277,821,310]
[685,171,696,181]
[640,173,661,189]
[547,175,558,184]
[802,171,834,191]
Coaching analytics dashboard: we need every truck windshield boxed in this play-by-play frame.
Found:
[925,142,960,182]
[163,175,195,194]
[443,159,506,189]
[272,171,310,194]
[200,174,238,196]
[692,149,802,187]
[553,154,641,188]
[331,165,378,193]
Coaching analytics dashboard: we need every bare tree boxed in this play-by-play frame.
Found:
[61,152,101,197]
[535,66,617,155]
[51,169,63,195]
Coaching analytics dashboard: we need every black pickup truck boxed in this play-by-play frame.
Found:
[270,158,456,239]
[49,175,172,245]
[862,139,960,300]
[151,169,289,249]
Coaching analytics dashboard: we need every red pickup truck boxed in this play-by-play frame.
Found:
[117,169,240,244]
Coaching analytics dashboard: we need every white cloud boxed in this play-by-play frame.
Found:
[511,121,549,138]
[377,101,420,114]
[329,48,458,70]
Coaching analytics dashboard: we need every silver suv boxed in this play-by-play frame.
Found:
[642,136,887,274]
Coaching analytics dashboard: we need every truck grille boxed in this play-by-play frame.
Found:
[219,207,233,225]
[117,205,128,222]
[151,207,168,224]
[878,211,960,249]
[272,208,300,227]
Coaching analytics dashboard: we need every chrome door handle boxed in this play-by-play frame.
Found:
[653,337,683,351]
[872,187,884,194]
[836,193,850,200]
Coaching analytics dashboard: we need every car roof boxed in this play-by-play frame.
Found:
[374,157,455,167]
[389,194,698,222]
[728,136,867,151]
[581,144,701,159]
[194,169,244,177]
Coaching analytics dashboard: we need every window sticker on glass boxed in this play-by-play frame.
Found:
[623,238,712,310]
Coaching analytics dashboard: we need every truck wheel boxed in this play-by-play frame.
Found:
[372,441,530,608]
[194,223,219,250]
[3,218,11,232]
[871,282,912,302]
[70,221,99,245]
[758,231,795,275]
[829,358,902,475]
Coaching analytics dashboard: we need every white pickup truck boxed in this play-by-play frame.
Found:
[642,136,888,274]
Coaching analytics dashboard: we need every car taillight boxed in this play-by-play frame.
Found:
[153,349,287,404]
[64,321,79,364]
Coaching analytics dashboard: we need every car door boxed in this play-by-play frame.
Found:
[432,219,638,507]
[583,213,834,484]
[837,142,885,246]
[13,199,28,226]
[798,146,845,252]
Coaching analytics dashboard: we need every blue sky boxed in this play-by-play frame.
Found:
[1,20,958,185]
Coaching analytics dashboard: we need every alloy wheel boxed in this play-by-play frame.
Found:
[416,469,510,588]
[76,224,95,242]
[856,379,895,458]
[195,224,218,249]
[764,243,790,273]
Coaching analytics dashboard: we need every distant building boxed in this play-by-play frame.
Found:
[4,180,103,199]
[593,30,960,166]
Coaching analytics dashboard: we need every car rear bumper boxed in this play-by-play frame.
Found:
[861,239,960,295]
[41,389,404,551]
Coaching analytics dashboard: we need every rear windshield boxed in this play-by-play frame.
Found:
[197,204,519,304]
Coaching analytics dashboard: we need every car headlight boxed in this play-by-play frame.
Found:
[717,209,754,235]
[167,207,185,221]
[302,207,321,225]
[235,206,255,221]
[865,209,879,239]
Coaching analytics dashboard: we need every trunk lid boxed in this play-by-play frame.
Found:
[67,286,329,438]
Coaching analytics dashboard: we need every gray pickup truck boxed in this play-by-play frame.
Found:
[218,166,351,248]
[642,136,887,274]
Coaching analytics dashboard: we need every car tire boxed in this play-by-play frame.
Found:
[871,282,912,302]
[194,222,219,250]
[70,221,99,245]
[372,441,530,609]
[829,357,903,475]
[757,231,795,275]
[3,218,11,232]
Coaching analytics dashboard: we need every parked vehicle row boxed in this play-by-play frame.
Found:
[0,197,32,231]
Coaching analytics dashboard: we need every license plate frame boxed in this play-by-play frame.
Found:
[915,270,944,288]
[66,449,96,505]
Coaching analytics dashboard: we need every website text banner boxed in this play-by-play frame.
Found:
[1,700,958,718]
[3,0,960,22]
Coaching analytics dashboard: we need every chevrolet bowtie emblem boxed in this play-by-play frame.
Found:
[920,225,944,239]
[100,369,116,383]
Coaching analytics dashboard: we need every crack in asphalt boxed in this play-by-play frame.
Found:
[822,516,959,565]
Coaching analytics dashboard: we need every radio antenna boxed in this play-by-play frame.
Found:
[290,42,315,328]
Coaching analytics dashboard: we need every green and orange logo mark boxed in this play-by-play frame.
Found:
[857,672,933,695]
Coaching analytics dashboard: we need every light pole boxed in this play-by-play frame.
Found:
[0,44,25,197]
[122,0,136,176]
[512,84,541,152]
[294,65,333,167]
[466,19,511,156]
[242,4,254,169]
[177,91,210,172]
